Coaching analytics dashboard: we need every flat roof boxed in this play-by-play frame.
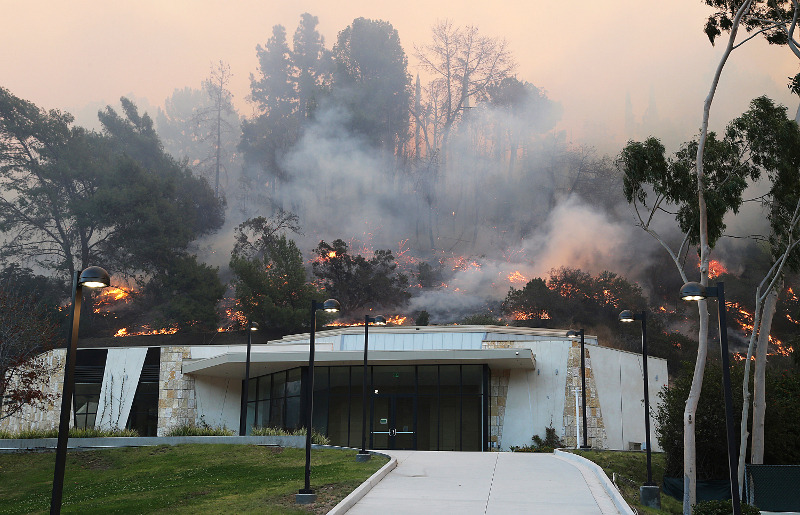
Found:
[182,348,536,378]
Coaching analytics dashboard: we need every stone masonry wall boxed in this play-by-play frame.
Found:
[157,346,197,436]
[562,341,607,448]
[0,349,66,433]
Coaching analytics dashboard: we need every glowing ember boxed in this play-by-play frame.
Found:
[327,251,337,258]
[512,310,550,321]
[728,301,792,356]
[93,285,135,313]
[507,271,527,284]
[114,325,178,337]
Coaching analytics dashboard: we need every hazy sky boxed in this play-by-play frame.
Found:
[2,0,799,154]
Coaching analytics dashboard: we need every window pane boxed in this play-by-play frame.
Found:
[286,368,302,397]
[248,377,258,402]
[351,365,364,395]
[418,365,438,396]
[327,396,350,447]
[461,396,482,451]
[285,396,301,430]
[256,400,270,428]
[417,395,438,451]
[314,367,329,392]
[439,396,461,451]
[257,375,270,400]
[329,367,349,395]
[439,365,460,395]
[462,365,483,395]
[313,389,329,435]
[373,366,415,394]
[272,372,286,399]
[247,402,257,432]
[269,397,284,428]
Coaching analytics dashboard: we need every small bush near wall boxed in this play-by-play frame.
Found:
[251,426,331,445]
[0,427,140,438]
[165,423,235,437]
[692,499,760,515]
[510,425,564,453]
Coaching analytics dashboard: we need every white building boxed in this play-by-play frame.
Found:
[2,325,667,452]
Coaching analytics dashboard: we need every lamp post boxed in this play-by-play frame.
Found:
[357,315,386,462]
[619,309,660,509]
[297,299,340,505]
[566,328,591,450]
[680,281,741,515]
[239,321,259,436]
[51,266,110,515]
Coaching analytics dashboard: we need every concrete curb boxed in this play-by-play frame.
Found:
[326,452,397,515]
[554,449,635,515]
[0,435,305,452]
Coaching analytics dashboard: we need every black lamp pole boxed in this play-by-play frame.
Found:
[357,315,385,462]
[51,267,109,515]
[680,281,741,515]
[297,299,339,505]
[240,321,258,436]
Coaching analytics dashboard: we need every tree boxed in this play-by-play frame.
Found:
[0,89,225,332]
[230,214,321,332]
[157,63,241,199]
[332,17,411,153]
[0,278,60,422]
[145,255,226,332]
[311,239,410,315]
[415,20,515,156]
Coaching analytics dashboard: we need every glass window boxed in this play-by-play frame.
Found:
[257,376,270,401]
[269,397,284,428]
[248,377,259,402]
[439,365,461,395]
[439,396,461,451]
[256,400,270,428]
[462,365,483,395]
[461,396,482,451]
[272,371,286,399]
[285,396,301,429]
[417,365,438,396]
[314,367,329,392]
[329,367,350,395]
[373,365,415,394]
[286,368,302,397]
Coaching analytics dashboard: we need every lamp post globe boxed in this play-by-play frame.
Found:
[680,282,707,301]
[618,310,636,323]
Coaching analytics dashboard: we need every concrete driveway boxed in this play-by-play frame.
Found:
[344,451,626,515]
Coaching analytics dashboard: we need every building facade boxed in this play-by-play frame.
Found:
[1,326,668,452]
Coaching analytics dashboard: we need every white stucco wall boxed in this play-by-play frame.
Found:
[194,376,241,431]
[96,347,147,430]
[586,345,668,452]
[501,341,571,449]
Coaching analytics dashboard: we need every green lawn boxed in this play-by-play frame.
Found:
[0,445,388,515]
[569,449,683,514]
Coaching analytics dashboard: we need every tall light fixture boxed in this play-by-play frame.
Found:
[619,309,660,510]
[566,328,591,450]
[297,299,340,505]
[357,314,386,462]
[680,281,741,515]
[239,321,259,436]
[51,266,110,515]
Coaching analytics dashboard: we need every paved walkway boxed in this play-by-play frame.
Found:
[345,451,623,515]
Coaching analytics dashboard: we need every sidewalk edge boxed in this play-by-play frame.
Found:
[326,452,398,515]
[554,449,635,515]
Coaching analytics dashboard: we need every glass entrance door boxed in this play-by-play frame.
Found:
[370,395,416,450]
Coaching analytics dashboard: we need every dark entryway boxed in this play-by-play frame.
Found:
[371,394,415,450]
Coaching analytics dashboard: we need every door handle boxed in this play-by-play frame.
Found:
[389,428,397,437]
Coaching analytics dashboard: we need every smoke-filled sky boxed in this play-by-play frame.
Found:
[2,0,798,322]
[2,0,798,152]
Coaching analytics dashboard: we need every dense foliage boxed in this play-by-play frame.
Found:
[312,239,410,315]
[655,362,800,479]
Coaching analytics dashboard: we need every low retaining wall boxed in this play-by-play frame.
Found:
[0,435,305,452]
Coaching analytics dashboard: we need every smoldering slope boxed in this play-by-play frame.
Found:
[194,98,672,324]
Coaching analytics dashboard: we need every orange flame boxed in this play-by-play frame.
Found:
[512,310,550,321]
[114,325,178,337]
[706,260,729,279]
[507,271,527,284]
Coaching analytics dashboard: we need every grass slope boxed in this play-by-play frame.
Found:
[569,450,683,514]
[0,444,387,515]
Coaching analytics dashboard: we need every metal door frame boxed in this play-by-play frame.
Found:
[369,393,416,450]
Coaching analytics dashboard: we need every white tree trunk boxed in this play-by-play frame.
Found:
[683,302,709,513]
[751,284,779,464]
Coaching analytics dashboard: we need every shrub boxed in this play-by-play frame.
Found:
[0,427,140,438]
[510,425,564,453]
[692,499,760,515]
[250,426,331,445]
[165,423,234,437]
